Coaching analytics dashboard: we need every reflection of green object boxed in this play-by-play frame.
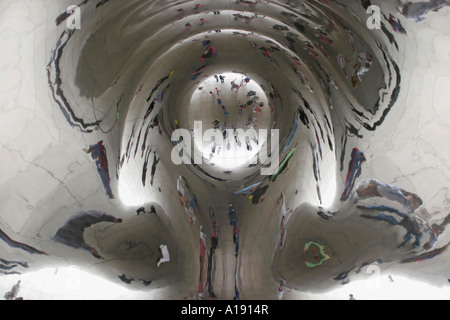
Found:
[115,94,123,120]
[178,175,187,190]
[304,241,330,268]
[270,147,296,181]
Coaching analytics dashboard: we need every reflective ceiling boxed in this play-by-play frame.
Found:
[1,0,450,300]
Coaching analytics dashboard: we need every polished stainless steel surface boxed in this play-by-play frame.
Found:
[1,0,449,300]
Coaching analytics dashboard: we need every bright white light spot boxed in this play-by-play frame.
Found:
[189,72,271,171]
[0,266,153,300]
[291,275,450,300]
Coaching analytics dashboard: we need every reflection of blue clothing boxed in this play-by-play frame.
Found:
[375,182,414,213]
[191,73,202,80]
[234,182,262,196]
[89,144,101,160]
[189,197,197,213]
[391,21,403,33]
[364,205,407,218]
[88,142,113,198]
[373,213,400,226]
[155,90,162,102]
[97,166,112,197]
[283,115,299,155]
[363,205,422,247]
[341,148,365,201]
[229,205,237,225]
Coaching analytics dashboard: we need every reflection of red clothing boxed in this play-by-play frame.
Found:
[201,46,216,60]
[199,237,206,255]
[87,141,113,198]
[89,142,110,182]
[97,144,108,171]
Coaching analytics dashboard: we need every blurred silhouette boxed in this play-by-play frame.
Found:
[53,210,122,259]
